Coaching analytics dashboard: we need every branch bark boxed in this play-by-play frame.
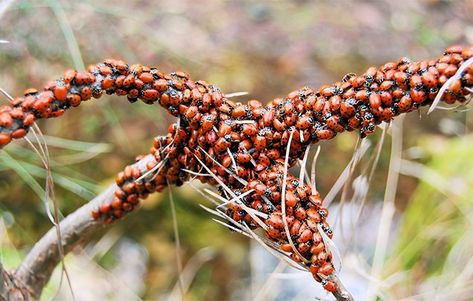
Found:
[331,275,355,301]
[0,261,6,300]
[1,261,30,301]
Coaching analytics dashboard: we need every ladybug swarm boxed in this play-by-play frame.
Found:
[1,46,472,292]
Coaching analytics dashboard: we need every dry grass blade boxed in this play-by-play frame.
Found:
[399,159,471,220]
[317,223,342,273]
[30,125,57,223]
[188,175,260,232]
[0,89,57,223]
[353,125,387,229]
[2,90,60,225]
[253,260,286,301]
[187,182,220,207]
[46,0,85,71]
[193,154,268,230]
[167,248,216,301]
[33,126,75,301]
[0,151,46,199]
[428,57,473,114]
[198,146,248,185]
[299,145,310,185]
[204,188,269,229]
[167,183,184,299]
[366,117,404,301]
[181,168,211,177]
[310,145,321,192]
[241,146,257,167]
[191,146,313,277]
[193,186,255,239]
[210,189,262,215]
[32,135,111,166]
[435,92,473,112]
[225,91,249,98]
[324,139,371,207]
[333,137,361,234]
[198,203,253,238]
[135,156,168,183]
[0,86,75,299]
[211,218,252,238]
[338,126,387,259]
[242,223,308,272]
[227,148,238,173]
[234,120,256,125]
[280,130,310,264]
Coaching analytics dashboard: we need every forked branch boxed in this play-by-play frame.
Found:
[7,152,353,300]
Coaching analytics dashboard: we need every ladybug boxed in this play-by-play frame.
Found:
[296,115,311,130]
[369,93,381,110]
[254,134,267,151]
[321,279,337,292]
[398,95,413,112]
[201,115,214,133]
[53,83,68,101]
[340,98,356,118]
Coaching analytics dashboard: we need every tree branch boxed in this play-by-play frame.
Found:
[9,152,354,301]
[331,275,355,301]
[13,154,157,300]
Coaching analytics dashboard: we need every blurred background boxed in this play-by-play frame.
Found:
[0,0,473,300]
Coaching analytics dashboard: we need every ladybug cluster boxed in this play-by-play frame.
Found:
[1,46,472,293]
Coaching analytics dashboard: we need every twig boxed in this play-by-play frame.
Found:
[331,275,355,301]
[0,261,30,301]
[0,261,6,300]
[13,154,157,300]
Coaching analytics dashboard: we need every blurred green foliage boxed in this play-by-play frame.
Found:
[388,134,473,296]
